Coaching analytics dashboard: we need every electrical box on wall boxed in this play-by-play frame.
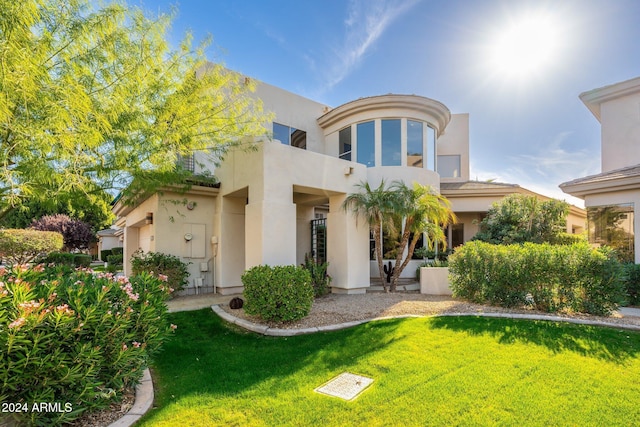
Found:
[200,262,208,272]
[182,223,206,258]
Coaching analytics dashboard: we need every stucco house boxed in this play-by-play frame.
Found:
[561,76,640,263]
[113,72,585,295]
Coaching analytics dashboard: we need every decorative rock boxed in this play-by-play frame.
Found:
[229,297,244,309]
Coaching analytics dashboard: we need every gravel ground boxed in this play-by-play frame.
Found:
[221,292,640,329]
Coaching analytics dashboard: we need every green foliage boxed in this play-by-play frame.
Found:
[101,249,113,261]
[0,264,174,426]
[73,254,92,268]
[473,194,571,244]
[106,254,124,273]
[622,264,640,306]
[111,247,124,255]
[0,189,115,232]
[0,0,271,218]
[38,251,75,266]
[242,265,313,322]
[449,241,625,315]
[0,229,63,264]
[302,254,331,297]
[343,180,456,292]
[131,250,190,294]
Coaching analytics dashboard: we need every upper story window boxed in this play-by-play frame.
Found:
[339,127,351,161]
[381,119,401,166]
[177,153,195,173]
[338,119,438,170]
[273,122,306,149]
[407,120,423,168]
[357,121,375,167]
[437,155,460,178]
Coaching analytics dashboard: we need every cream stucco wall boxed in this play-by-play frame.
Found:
[437,113,470,182]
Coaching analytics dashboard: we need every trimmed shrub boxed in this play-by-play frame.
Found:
[130,250,190,293]
[39,251,76,266]
[449,241,625,316]
[0,229,63,264]
[107,253,124,273]
[242,265,313,322]
[101,249,113,261]
[0,264,174,426]
[111,247,124,255]
[302,253,331,297]
[73,253,92,268]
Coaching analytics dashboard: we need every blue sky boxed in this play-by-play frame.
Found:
[136,0,640,207]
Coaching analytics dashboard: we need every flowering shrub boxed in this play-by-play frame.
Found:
[0,264,175,426]
[131,250,190,294]
[242,265,313,322]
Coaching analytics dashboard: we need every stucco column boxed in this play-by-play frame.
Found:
[327,194,370,294]
[245,200,297,268]
[122,226,138,277]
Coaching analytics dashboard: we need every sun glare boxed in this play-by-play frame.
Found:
[488,12,561,80]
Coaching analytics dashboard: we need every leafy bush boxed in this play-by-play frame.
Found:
[38,252,92,268]
[0,264,174,426]
[106,253,124,273]
[622,264,640,306]
[302,254,331,297]
[0,229,63,264]
[101,249,113,261]
[111,247,124,255]
[449,241,625,316]
[31,214,94,251]
[242,265,313,322]
[131,250,190,293]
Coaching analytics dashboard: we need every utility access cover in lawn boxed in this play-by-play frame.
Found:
[314,372,374,401]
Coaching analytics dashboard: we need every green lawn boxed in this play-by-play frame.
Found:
[138,309,640,426]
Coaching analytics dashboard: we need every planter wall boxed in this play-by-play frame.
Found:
[420,267,452,296]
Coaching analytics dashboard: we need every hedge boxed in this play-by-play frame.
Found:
[448,241,625,316]
[131,251,190,293]
[242,265,313,322]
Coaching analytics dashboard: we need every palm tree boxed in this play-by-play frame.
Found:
[388,182,457,292]
[342,180,398,292]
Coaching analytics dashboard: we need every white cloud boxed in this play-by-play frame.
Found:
[322,0,419,91]
[471,131,600,208]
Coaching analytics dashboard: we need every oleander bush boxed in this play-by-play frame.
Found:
[242,265,313,322]
[0,264,175,426]
[448,241,625,316]
[131,250,190,294]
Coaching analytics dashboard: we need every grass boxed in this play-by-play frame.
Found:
[138,309,640,426]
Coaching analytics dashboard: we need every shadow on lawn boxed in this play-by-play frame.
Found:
[149,308,405,399]
[428,315,640,363]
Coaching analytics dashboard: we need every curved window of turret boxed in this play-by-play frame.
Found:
[407,120,423,168]
[339,127,351,161]
[382,119,401,166]
[357,121,375,167]
[427,125,436,171]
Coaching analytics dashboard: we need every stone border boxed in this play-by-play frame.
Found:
[108,368,154,427]
[211,304,640,335]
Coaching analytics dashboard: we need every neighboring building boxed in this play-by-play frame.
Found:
[114,72,586,295]
[561,76,640,263]
[96,228,123,260]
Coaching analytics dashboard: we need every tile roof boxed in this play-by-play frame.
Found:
[560,164,640,187]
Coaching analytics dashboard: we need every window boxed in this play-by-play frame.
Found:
[273,122,306,149]
[177,153,195,172]
[357,121,375,167]
[407,120,423,168]
[588,204,635,263]
[382,119,401,166]
[339,126,352,161]
[437,155,460,178]
[427,126,436,171]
